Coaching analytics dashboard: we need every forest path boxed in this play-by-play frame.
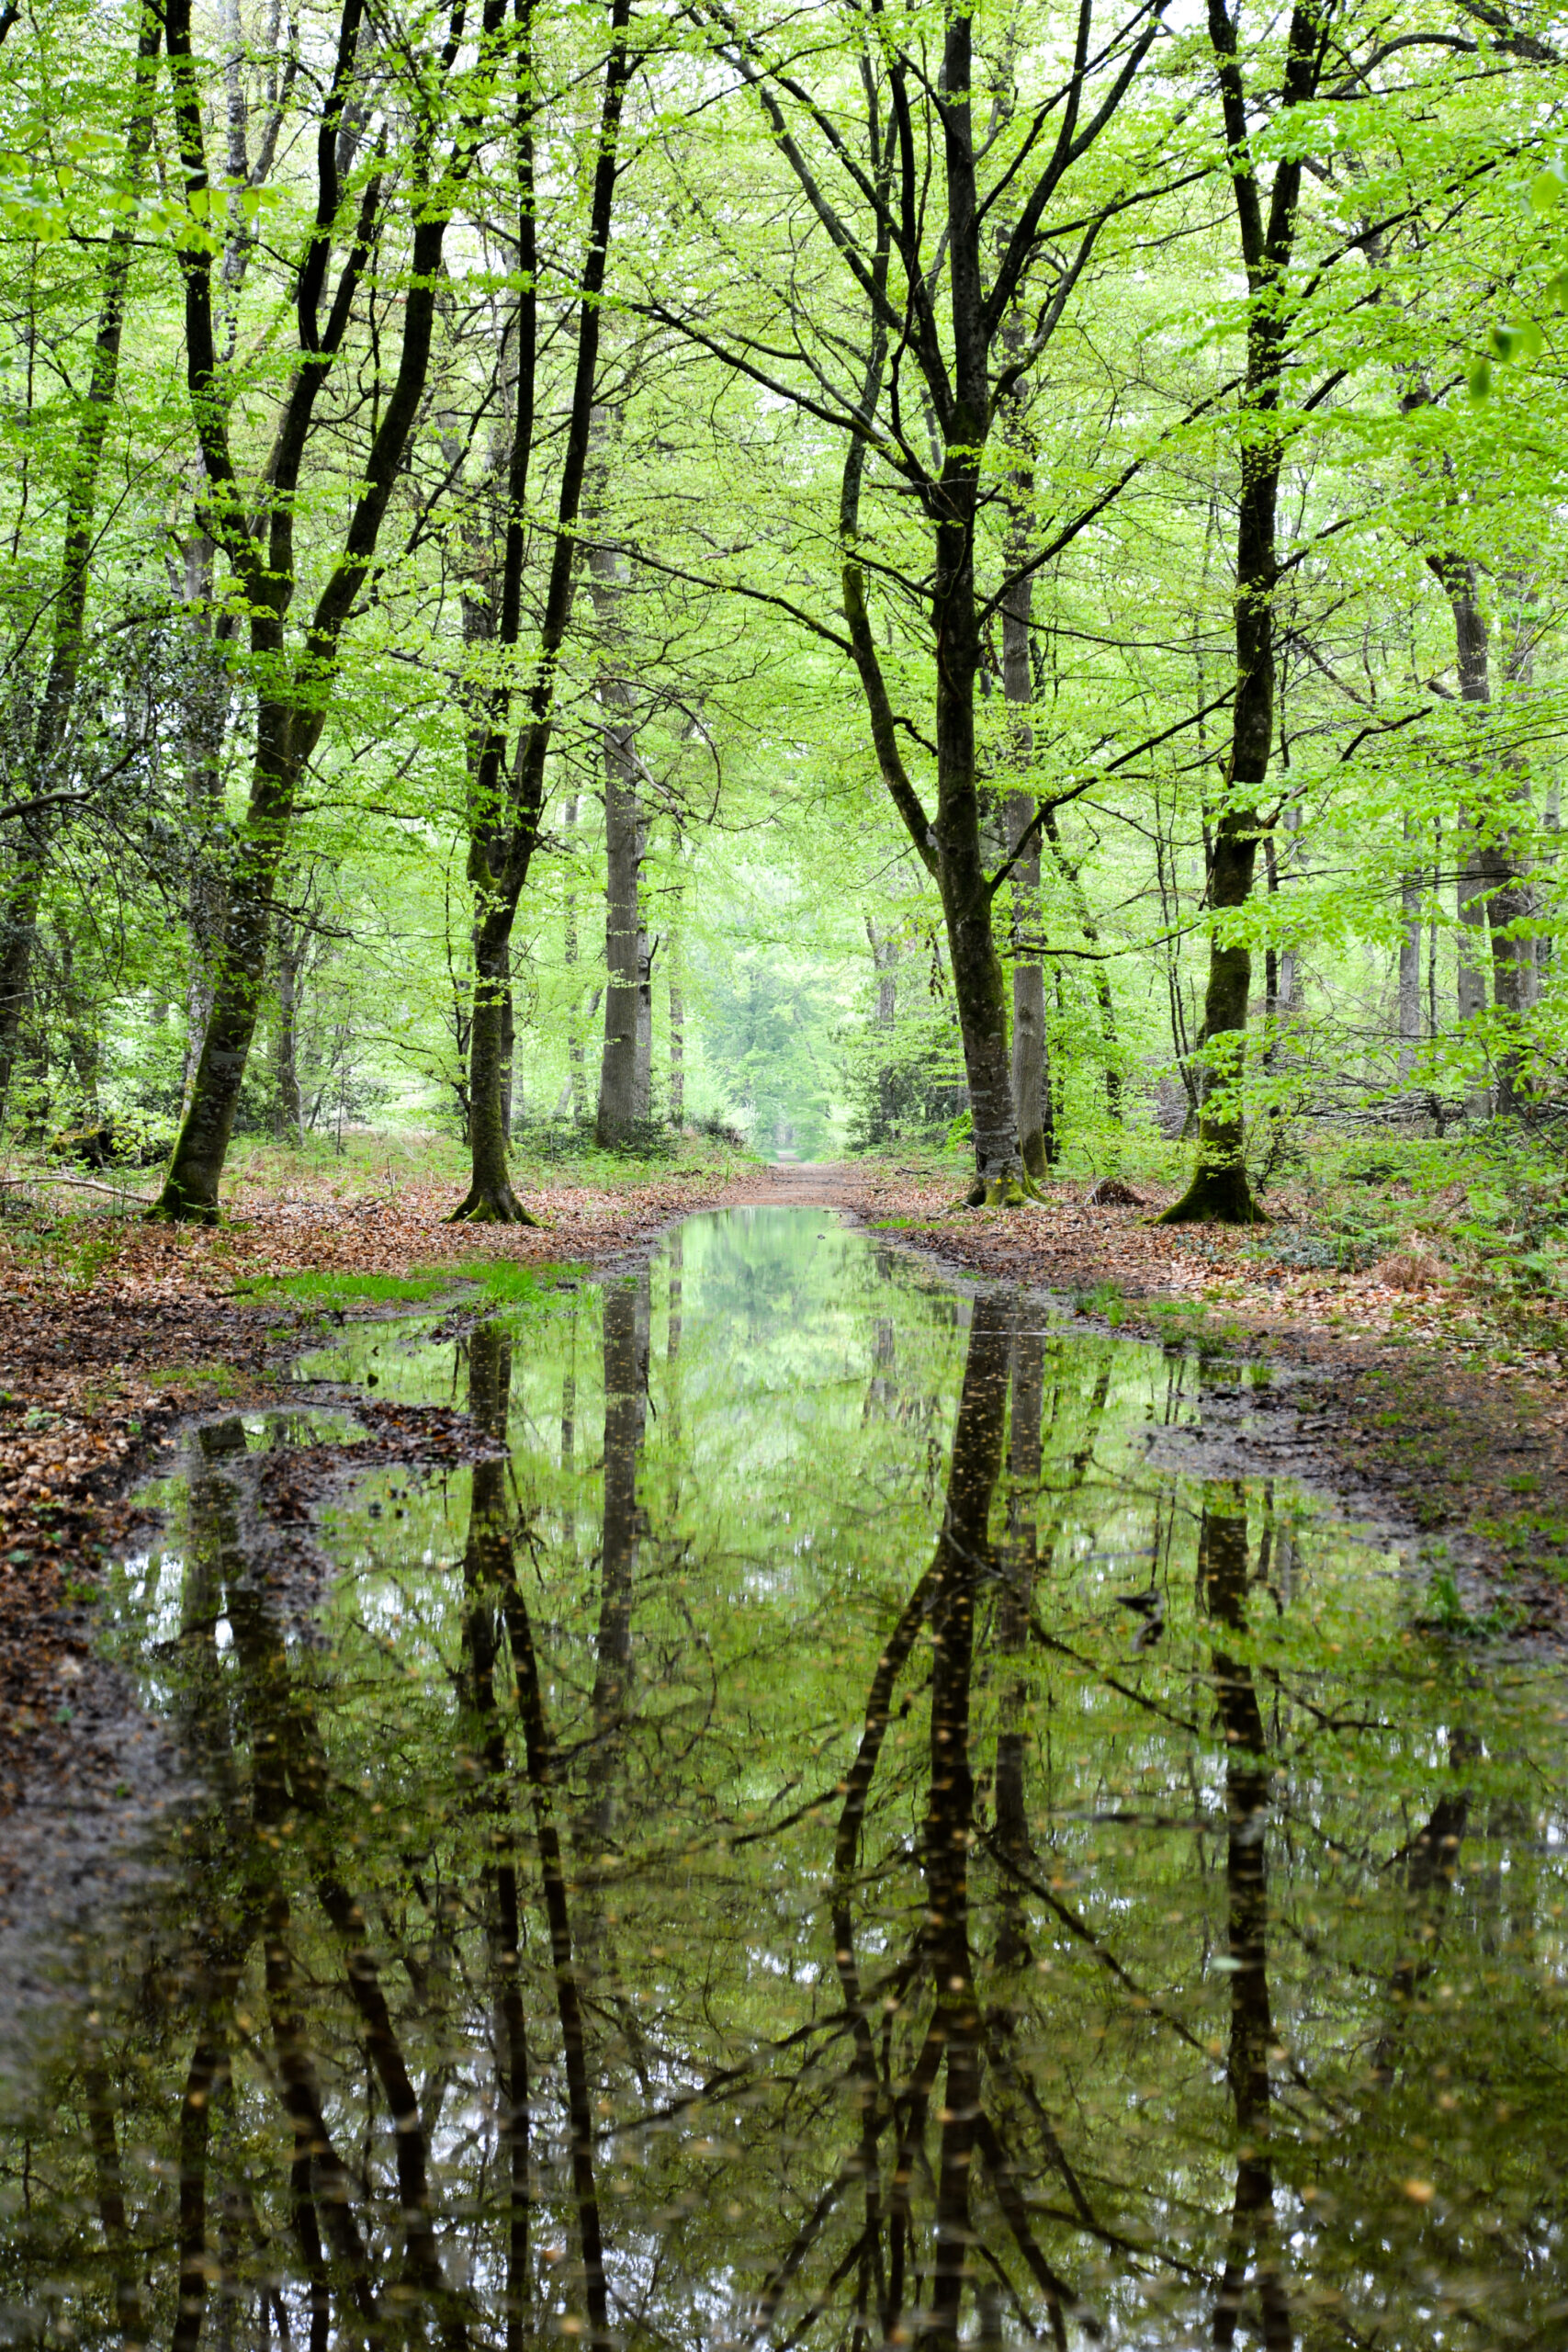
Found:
[712,1159,874,1210]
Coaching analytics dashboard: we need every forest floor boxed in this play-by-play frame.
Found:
[1,1130,1565,1859]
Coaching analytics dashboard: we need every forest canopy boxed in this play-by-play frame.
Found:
[0,0,1562,1217]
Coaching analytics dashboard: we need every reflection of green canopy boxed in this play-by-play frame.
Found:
[8,1207,1567,2352]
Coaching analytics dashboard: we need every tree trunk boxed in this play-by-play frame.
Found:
[155,0,481,1217]
[1397,811,1422,1082]
[594,1270,649,1739]
[0,9,162,1125]
[274,919,304,1146]
[1164,0,1325,1226]
[155,697,302,1217]
[179,535,234,1113]
[931,472,1023,1204]
[999,492,1050,1176]
[595,735,646,1146]
[1042,807,1121,1128]
[452,909,535,1222]
[456,4,635,1210]
[589,423,650,1150]
[1201,1485,1290,2351]
[865,918,901,1142]
[668,919,684,1130]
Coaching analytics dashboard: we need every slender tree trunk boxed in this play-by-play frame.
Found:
[273,918,304,1145]
[1398,811,1422,1082]
[0,9,162,1124]
[589,422,650,1148]
[1042,808,1121,1128]
[667,915,684,1129]
[1202,1487,1291,2351]
[595,734,647,1146]
[156,0,485,1216]
[865,917,902,1141]
[454,0,635,1217]
[1426,535,1538,1118]
[1164,0,1325,1224]
[999,514,1050,1176]
[180,536,234,1111]
[594,1271,649,1740]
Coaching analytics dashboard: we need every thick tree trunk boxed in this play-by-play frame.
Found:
[452,910,536,1223]
[932,482,1024,1204]
[154,703,299,1218]
[1163,808,1266,1223]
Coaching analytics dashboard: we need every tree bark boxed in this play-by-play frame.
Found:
[273,913,305,1145]
[667,910,684,1129]
[1042,807,1121,1128]
[999,494,1050,1175]
[0,8,162,1125]
[594,699,649,1146]
[589,411,651,1148]
[1429,555,1540,1113]
[178,534,235,1111]
[1397,811,1422,1082]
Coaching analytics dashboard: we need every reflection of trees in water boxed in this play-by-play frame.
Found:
[13,1279,1568,2352]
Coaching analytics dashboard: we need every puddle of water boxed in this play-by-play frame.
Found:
[3,1205,1567,2350]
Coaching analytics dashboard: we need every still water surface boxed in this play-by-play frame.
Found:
[3,1206,1567,2349]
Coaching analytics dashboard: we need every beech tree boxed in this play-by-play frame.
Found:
[151,0,515,1219]
[647,0,1180,1201]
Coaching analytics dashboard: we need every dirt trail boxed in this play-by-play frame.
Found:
[713,1160,879,1210]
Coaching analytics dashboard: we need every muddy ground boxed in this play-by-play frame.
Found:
[1,1152,1564,1928]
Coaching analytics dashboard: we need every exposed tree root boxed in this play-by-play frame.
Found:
[1155,1161,1267,1227]
[961,1169,1045,1209]
[144,1181,220,1227]
[447,1182,541,1227]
